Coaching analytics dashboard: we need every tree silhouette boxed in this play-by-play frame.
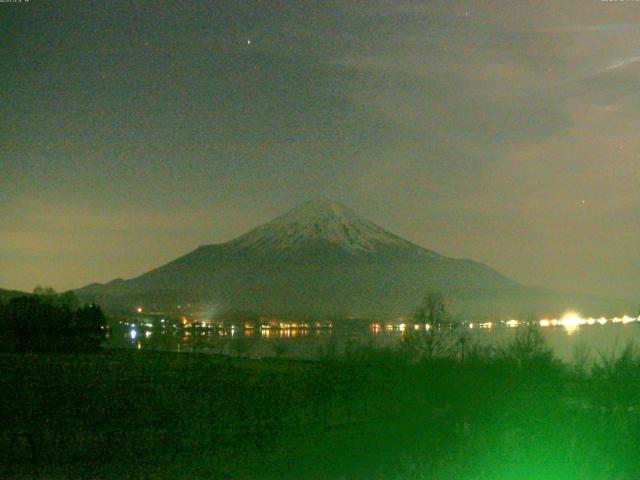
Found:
[401,291,453,361]
[0,289,107,353]
[413,291,448,326]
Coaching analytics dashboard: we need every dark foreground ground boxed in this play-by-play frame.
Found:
[2,339,640,479]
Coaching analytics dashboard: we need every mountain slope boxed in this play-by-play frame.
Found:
[76,200,628,318]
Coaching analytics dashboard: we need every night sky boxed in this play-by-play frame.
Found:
[2,1,639,300]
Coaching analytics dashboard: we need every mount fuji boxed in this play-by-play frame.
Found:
[76,200,628,319]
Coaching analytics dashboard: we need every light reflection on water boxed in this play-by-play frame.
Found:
[110,317,640,363]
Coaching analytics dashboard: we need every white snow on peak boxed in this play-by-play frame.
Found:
[226,200,419,253]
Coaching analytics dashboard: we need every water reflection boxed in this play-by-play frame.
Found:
[115,312,640,362]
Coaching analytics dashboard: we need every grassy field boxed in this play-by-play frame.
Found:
[2,336,640,479]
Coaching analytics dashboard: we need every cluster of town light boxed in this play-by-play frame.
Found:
[538,312,638,334]
[131,304,639,339]
[476,312,639,335]
[369,312,640,336]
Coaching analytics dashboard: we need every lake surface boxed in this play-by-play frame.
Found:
[108,314,640,363]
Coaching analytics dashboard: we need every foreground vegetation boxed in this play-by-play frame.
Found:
[2,326,640,480]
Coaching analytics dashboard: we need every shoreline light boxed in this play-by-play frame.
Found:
[560,311,582,335]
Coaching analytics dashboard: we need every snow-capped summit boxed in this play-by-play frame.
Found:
[226,200,418,253]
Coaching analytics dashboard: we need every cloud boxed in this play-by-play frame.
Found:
[327,0,640,298]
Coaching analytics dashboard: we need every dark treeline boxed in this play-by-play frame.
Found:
[0,288,107,353]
